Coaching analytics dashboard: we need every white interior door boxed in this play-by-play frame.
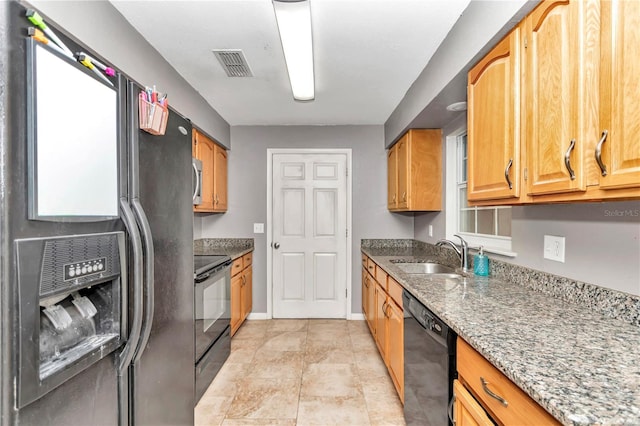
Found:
[272,153,348,318]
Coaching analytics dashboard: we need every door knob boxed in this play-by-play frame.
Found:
[273,242,280,249]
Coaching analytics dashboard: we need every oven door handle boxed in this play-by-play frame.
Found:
[195,271,212,283]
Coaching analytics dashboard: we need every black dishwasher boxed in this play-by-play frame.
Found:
[403,290,457,426]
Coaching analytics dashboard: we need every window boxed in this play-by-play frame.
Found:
[445,129,514,255]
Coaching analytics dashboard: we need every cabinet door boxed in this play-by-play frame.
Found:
[361,267,369,316]
[397,135,410,209]
[387,300,404,403]
[213,145,228,211]
[374,282,387,360]
[230,273,242,336]
[453,380,494,426]
[387,146,398,209]
[194,131,215,211]
[526,0,598,195]
[468,28,522,201]
[242,266,252,321]
[598,0,640,190]
[365,271,376,334]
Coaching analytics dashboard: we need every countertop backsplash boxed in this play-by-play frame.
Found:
[362,239,640,327]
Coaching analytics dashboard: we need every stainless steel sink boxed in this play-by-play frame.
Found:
[394,262,459,277]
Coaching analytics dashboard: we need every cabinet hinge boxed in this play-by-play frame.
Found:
[346,229,348,238]
[524,168,528,181]
[524,36,528,48]
[346,288,348,298]
[346,167,349,177]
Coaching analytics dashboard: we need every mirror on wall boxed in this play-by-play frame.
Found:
[28,41,119,221]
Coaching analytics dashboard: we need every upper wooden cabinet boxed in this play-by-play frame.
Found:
[468,0,639,205]
[468,28,522,203]
[193,129,228,213]
[213,145,228,210]
[598,0,640,191]
[525,0,598,196]
[387,129,442,211]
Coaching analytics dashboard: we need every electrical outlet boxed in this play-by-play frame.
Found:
[253,223,264,234]
[543,235,565,263]
[428,225,433,237]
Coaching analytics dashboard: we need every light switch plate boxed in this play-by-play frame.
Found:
[543,235,565,262]
[253,223,264,234]
[428,225,433,237]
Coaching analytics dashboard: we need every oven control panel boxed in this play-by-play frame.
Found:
[64,257,106,281]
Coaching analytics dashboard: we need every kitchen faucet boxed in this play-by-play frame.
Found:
[436,234,471,273]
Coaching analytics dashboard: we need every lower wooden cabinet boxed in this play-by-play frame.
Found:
[453,380,493,426]
[231,252,253,336]
[361,254,404,402]
[456,337,559,425]
[386,297,404,401]
[362,267,375,334]
[374,282,388,359]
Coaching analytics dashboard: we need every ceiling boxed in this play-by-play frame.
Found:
[110,0,470,126]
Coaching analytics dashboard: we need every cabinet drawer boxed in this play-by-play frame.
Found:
[457,338,559,425]
[231,258,243,277]
[387,277,403,308]
[242,252,252,268]
[375,265,388,289]
[366,258,376,277]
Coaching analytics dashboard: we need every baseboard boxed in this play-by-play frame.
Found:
[246,313,365,320]
[246,312,270,320]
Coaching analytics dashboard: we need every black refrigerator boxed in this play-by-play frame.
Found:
[0,2,194,424]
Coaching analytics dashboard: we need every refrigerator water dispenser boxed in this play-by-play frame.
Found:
[14,232,126,407]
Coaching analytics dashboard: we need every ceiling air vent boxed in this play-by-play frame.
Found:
[212,49,253,77]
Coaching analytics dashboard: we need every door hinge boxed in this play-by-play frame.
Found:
[524,168,528,181]
[345,288,348,298]
[346,229,348,238]
[524,36,528,48]
[346,167,348,177]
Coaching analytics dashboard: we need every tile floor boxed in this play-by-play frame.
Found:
[195,319,406,426]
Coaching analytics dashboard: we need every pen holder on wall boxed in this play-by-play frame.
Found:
[138,94,168,136]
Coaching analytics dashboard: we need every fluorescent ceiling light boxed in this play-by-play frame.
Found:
[273,0,315,101]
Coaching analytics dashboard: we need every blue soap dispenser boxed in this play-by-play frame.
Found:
[474,246,489,276]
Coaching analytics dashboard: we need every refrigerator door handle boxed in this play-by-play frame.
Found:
[117,198,144,426]
[118,198,144,372]
[131,198,155,362]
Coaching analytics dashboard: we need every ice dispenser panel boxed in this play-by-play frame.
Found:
[14,232,126,408]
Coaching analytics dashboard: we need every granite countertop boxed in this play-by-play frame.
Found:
[362,245,640,426]
[194,238,254,260]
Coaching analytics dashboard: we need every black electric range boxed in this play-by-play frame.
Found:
[194,255,231,278]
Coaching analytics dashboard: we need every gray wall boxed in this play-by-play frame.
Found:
[28,0,230,147]
[385,0,538,145]
[416,201,640,296]
[199,125,414,314]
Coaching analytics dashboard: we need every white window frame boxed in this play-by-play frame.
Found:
[445,125,516,257]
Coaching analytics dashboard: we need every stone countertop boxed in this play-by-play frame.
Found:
[362,246,640,426]
[194,238,253,260]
